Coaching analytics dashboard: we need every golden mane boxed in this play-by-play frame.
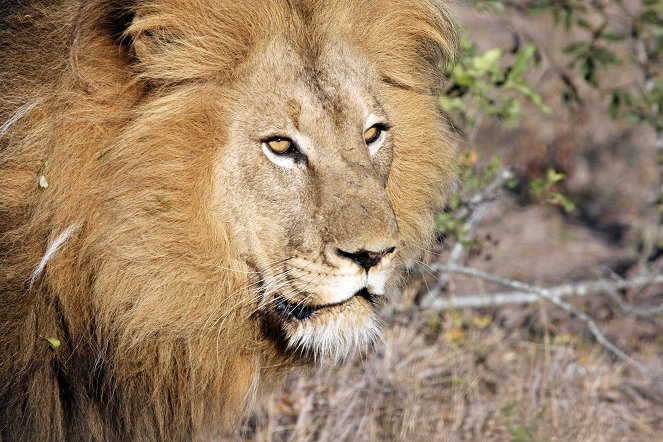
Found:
[0,0,458,439]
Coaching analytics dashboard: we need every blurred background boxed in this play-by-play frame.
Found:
[235,1,663,440]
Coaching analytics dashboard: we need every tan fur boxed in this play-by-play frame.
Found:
[0,0,458,439]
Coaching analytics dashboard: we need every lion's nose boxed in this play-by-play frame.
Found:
[336,247,396,271]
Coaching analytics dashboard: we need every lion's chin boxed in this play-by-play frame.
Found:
[274,288,378,321]
[266,290,384,363]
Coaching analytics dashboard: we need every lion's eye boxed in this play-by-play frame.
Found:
[261,136,307,167]
[363,123,389,156]
[267,138,293,154]
[363,126,381,144]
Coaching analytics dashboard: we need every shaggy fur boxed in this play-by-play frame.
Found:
[0,0,458,439]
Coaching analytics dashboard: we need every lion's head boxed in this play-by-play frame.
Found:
[215,35,443,361]
[0,0,457,438]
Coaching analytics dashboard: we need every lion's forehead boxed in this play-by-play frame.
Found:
[218,41,394,237]
[236,40,380,125]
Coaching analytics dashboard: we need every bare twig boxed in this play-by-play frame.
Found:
[600,266,663,317]
[422,168,514,300]
[450,168,515,237]
[429,263,660,380]
[461,168,512,210]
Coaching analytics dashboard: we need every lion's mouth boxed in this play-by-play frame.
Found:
[274,288,377,321]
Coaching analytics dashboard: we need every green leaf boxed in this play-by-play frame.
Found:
[472,48,503,74]
[546,168,566,184]
[506,177,519,189]
[507,82,552,114]
[564,9,573,31]
[452,65,475,87]
[580,57,597,86]
[45,337,61,348]
[531,179,543,197]
[560,197,576,213]
[510,44,537,78]
[642,10,661,24]
[608,90,630,118]
[549,193,576,212]
[591,46,620,65]
[601,32,625,42]
[576,18,592,30]
[470,0,504,12]
[563,41,586,54]
[439,96,467,113]
[157,194,173,206]
[510,424,536,442]
[626,112,645,123]
[502,99,523,121]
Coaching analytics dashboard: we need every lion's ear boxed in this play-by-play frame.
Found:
[78,0,137,49]
[83,1,176,75]
[348,0,460,92]
[105,1,137,47]
[69,0,140,65]
[114,2,268,83]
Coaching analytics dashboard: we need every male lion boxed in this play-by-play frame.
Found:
[0,0,458,439]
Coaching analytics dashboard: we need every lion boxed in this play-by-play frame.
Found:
[0,0,458,439]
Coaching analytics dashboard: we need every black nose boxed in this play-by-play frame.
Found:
[337,247,396,271]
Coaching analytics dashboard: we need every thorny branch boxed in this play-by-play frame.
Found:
[417,0,663,383]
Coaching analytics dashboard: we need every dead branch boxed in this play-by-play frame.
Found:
[422,167,514,300]
[423,273,663,312]
[429,263,660,381]
[449,167,514,262]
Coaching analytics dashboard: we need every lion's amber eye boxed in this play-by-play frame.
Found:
[262,136,307,166]
[267,138,293,154]
[363,126,381,144]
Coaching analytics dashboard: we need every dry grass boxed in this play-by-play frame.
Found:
[234,287,663,441]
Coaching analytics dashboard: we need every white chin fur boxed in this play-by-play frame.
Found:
[285,307,382,363]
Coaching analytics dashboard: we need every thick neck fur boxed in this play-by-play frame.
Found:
[0,5,284,439]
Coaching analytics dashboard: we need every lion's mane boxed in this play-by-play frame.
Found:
[0,0,457,439]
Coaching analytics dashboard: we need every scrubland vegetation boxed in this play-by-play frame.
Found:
[236,1,663,440]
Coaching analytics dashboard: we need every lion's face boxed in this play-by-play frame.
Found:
[213,41,401,360]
